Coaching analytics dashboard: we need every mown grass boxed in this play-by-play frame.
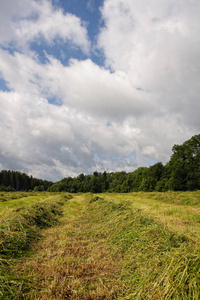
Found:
[0,191,200,299]
[0,192,54,219]
[102,191,200,243]
[86,195,200,299]
[0,192,71,299]
[9,195,121,299]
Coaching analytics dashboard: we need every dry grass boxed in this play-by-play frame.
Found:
[0,192,56,219]
[12,196,123,299]
[1,192,200,299]
[102,192,200,243]
[0,193,69,299]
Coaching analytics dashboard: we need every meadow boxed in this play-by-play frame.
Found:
[0,191,200,299]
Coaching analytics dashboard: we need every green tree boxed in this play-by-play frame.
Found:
[168,134,200,191]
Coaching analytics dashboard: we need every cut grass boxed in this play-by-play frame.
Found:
[0,192,52,219]
[0,198,65,258]
[11,196,122,299]
[85,196,199,299]
[133,191,200,206]
[102,192,200,242]
[4,192,199,299]
[0,193,70,299]
[0,191,200,299]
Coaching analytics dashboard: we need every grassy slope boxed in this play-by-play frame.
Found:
[0,192,200,299]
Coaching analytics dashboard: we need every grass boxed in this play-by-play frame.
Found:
[85,195,200,299]
[0,192,54,219]
[102,192,200,242]
[0,191,200,299]
[0,192,70,298]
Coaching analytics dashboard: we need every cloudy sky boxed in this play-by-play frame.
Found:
[0,0,200,181]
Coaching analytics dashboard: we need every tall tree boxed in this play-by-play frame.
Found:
[168,134,200,190]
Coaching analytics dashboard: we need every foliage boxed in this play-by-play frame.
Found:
[1,134,200,193]
[0,170,53,191]
[48,134,200,193]
[167,134,200,191]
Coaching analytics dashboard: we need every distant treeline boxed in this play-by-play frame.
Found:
[1,134,200,192]
[49,134,200,193]
[0,170,53,191]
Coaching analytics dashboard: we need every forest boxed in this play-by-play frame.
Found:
[0,170,53,191]
[1,134,200,192]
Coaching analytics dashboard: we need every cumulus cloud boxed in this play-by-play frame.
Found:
[0,49,152,118]
[0,0,200,181]
[0,0,90,53]
[98,1,200,139]
[98,0,200,121]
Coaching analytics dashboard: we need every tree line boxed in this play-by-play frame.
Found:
[1,134,200,192]
[48,134,200,193]
[0,170,53,191]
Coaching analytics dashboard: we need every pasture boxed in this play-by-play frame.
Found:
[0,191,200,299]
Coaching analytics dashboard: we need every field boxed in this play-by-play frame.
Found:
[0,191,200,299]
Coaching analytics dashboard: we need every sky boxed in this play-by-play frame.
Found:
[0,0,200,182]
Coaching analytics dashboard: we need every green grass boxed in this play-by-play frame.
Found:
[133,190,200,206]
[0,191,200,299]
[84,195,199,299]
[0,192,53,219]
[0,192,71,298]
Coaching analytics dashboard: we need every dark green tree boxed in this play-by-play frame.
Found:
[167,134,200,190]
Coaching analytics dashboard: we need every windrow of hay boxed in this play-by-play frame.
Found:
[1,192,200,299]
[0,199,66,258]
[87,197,200,299]
[8,195,123,299]
[0,195,70,299]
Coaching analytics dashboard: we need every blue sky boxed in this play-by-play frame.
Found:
[30,0,105,66]
[0,0,200,181]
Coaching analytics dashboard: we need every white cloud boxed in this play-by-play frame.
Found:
[0,0,90,53]
[98,0,200,132]
[98,0,200,103]
[0,0,200,181]
[0,49,153,118]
